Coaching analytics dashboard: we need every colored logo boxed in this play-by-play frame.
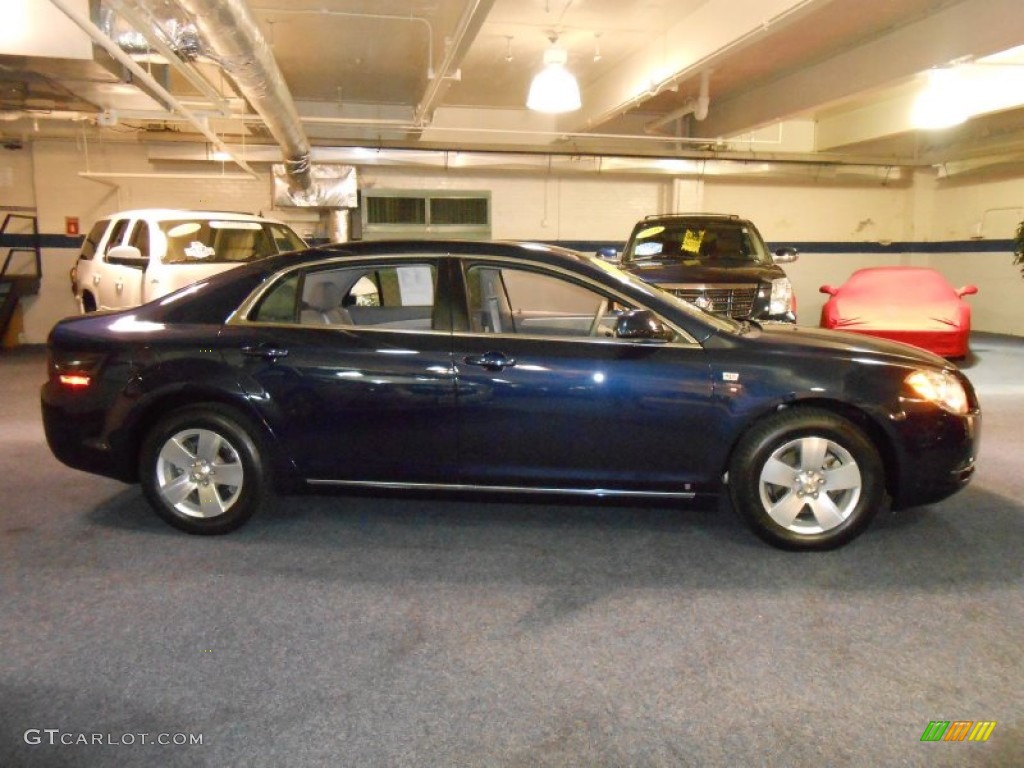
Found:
[920,721,996,742]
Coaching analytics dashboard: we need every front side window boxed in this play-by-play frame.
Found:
[464,264,638,339]
[102,219,130,257]
[129,220,151,258]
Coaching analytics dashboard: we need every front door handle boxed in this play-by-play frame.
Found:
[464,352,515,372]
[241,344,289,362]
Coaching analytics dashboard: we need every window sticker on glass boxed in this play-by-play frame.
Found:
[682,229,705,254]
[184,241,216,260]
[635,241,664,257]
[636,225,666,239]
[397,266,434,306]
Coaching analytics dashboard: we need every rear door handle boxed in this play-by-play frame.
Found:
[463,352,515,372]
[241,344,289,361]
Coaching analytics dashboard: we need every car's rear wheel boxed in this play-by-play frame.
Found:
[729,408,884,551]
[139,406,268,534]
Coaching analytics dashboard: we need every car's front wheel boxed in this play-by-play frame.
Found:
[139,406,269,534]
[729,408,884,551]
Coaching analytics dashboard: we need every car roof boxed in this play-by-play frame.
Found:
[639,213,745,223]
[98,209,287,223]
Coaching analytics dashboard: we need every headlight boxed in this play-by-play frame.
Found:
[769,277,794,315]
[905,369,968,415]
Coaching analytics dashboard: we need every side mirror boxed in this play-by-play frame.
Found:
[106,244,146,266]
[773,247,799,264]
[595,246,620,263]
[615,309,672,341]
[819,285,838,296]
[957,284,978,297]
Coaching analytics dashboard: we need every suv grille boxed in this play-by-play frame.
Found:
[663,284,758,319]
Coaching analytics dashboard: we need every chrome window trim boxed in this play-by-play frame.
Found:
[459,254,701,346]
[227,253,444,327]
[307,478,696,500]
[227,251,701,346]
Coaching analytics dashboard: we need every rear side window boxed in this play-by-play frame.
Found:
[79,221,108,260]
[247,262,439,332]
[250,274,300,323]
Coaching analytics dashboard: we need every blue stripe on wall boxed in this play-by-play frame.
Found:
[0,233,83,249]
[553,239,1015,254]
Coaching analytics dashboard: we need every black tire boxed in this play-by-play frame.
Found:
[139,405,269,535]
[728,407,884,551]
[81,293,97,313]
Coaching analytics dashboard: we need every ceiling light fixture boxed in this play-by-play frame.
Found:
[911,66,970,130]
[527,36,581,113]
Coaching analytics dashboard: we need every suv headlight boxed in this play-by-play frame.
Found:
[905,370,968,415]
[769,277,794,315]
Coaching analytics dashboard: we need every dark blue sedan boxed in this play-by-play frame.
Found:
[41,241,980,550]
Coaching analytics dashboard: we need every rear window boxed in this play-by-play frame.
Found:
[158,220,300,265]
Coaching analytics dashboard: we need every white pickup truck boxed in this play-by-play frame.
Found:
[71,209,307,312]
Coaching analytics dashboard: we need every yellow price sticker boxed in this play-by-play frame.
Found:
[681,229,704,254]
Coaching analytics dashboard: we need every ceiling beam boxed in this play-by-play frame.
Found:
[694,0,1024,140]
[567,0,826,134]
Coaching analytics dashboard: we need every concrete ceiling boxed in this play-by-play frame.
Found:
[4,0,1024,178]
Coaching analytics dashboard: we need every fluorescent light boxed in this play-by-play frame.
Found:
[911,67,970,130]
[527,42,581,113]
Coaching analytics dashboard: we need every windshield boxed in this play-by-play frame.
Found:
[585,252,740,334]
[623,219,771,266]
[159,220,306,265]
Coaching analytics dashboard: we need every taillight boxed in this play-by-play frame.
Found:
[58,374,92,388]
[49,353,103,391]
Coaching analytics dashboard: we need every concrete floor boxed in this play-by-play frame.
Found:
[1,335,1022,767]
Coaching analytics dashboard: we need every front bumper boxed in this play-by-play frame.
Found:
[891,406,980,509]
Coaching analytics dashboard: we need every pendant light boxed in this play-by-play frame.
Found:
[527,36,581,113]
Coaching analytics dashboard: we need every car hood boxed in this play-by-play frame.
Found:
[748,322,952,369]
[623,261,786,284]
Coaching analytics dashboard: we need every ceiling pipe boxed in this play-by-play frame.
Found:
[102,0,233,116]
[646,71,711,134]
[169,0,313,193]
[414,0,498,126]
[45,0,258,177]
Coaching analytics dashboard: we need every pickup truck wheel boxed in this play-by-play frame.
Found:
[139,406,268,534]
[81,293,97,313]
[729,408,884,551]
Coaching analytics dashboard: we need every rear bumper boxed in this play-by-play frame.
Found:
[41,384,136,483]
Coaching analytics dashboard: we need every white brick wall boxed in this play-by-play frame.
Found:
[8,138,1024,342]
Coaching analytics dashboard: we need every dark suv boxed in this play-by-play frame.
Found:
[615,213,798,323]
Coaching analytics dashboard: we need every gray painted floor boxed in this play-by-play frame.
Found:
[1,335,1021,767]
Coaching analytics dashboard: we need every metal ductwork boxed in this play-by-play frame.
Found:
[124,0,312,194]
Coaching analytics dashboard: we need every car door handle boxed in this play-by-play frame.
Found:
[241,344,289,361]
[463,352,515,371]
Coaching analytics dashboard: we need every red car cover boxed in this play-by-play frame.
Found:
[819,267,977,358]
